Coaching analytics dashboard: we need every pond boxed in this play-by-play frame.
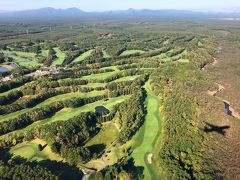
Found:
[0,66,10,72]
[10,63,18,68]
[95,105,110,114]
[224,101,232,116]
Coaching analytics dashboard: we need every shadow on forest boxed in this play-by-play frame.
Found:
[203,122,230,136]
[87,143,106,157]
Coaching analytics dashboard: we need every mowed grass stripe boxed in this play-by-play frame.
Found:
[23,95,130,131]
[10,139,62,162]
[72,49,94,63]
[0,91,105,122]
[51,47,66,66]
[131,82,162,180]
[81,71,118,80]
[120,50,145,56]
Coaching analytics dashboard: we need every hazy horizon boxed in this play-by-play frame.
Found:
[0,0,240,12]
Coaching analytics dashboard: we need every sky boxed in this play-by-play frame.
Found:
[0,0,240,12]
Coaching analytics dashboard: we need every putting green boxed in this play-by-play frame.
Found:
[10,139,62,161]
[131,81,162,180]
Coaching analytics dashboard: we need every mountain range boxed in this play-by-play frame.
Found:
[0,7,240,18]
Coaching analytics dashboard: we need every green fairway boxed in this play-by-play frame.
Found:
[85,123,119,148]
[81,71,118,80]
[24,95,130,130]
[178,59,190,63]
[40,49,49,57]
[0,87,21,96]
[72,49,93,63]
[113,75,140,82]
[131,82,162,180]
[51,47,66,66]
[103,51,111,58]
[152,53,168,60]
[0,91,105,123]
[7,53,40,68]
[38,91,106,106]
[6,50,36,58]
[10,139,62,161]
[120,50,145,56]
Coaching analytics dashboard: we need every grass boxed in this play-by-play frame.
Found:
[0,91,105,123]
[7,54,40,68]
[40,49,49,57]
[178,59,190,63]
[5,50,36,58]
[120,50,145,56]
[112,75,140,83]
[72,50,93,63]
[0,87,21,96]
[38,91,106,106]
[81,71,118,80]
[85,123,120,170]
[23,95,130,130]
[85,123,119,148]
[152,53,168,60]
[103,51,111,58]
[131,82,162,180]
[51,47,66,66]
[99,66,119,71]
[10,139,62,161]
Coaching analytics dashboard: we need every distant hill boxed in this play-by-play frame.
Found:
[0,7,240,18]
[0,7,86,17]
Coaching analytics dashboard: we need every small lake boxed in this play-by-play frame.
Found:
[95,106,110,114]
[10,63,18,68]
[224,101,232,116]
[0,66,10,72]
